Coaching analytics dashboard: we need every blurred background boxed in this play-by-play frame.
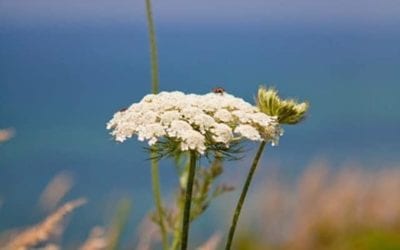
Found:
[1,0,400,248]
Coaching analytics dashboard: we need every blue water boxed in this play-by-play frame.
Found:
[1,22,400,245]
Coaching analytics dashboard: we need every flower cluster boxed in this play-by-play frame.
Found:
[107,91,281,154]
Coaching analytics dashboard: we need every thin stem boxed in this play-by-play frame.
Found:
[151,156,168,249]
[180,151,197,250]
[225,141,267,250]
[170,190,185,250]
[107,198,132,250]
[145,0,159,94]
[145,0,166,248]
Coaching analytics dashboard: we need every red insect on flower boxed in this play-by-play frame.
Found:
[212,87,225,94]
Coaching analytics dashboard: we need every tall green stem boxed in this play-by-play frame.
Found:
[225,141,267,250]
[145,0,166,248]
[145,0,159,93]
[180,151,197,250]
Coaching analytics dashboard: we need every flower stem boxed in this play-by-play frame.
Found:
[180,151,197,250]
[151,156,168,249]
[145,0,166,248]
[145,0,159,94]
[225,141,267,250]
[170,191,185,250]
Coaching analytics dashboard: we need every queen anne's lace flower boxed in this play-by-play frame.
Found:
[107,91,281,154]
[211,123,233,145]
[168,120,193,138]
[180,130,206,153]
[214,109,233,123]
[137,123,166,145]
[234,125,262,141]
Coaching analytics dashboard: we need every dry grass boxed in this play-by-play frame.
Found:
[79,226,108,250]
[1,160,399,249]
[136,217,161,250]
[38,171,74,212]
[197,232,222,250]
[0,128,15,143]
[1,198,86,250]
[238,160,400,250]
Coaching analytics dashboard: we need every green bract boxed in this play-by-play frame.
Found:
[257,86,309,125]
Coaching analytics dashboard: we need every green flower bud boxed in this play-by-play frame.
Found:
[256,86,309,125]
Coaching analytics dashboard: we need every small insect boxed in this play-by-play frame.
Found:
[118,107,128,112]
[212,87,225,94]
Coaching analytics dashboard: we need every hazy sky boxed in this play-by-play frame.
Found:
[1,0,400,27]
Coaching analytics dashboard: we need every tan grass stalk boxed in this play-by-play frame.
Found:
[136,217,160,250]
[0,128,15,143]
[252,162,400,249]
[38,171,74,212]
[41,243,60,250]
[79,226,108,250]
[3,198,86,250]
[197,232,222,250]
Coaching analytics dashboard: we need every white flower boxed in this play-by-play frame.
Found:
[234,125,262,141]
[160,111,181,125]
[249,113,274,127]
[231,110,252,123]
[180,130,206,154]
[211,123,233,145]
[137,123,166,145]
[181,107,203,121]
[107,91,281,154]
[214,109,233,123]
[167,120,193,138]
[192,114,215,134]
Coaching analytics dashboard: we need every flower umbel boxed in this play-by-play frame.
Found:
[257,86,309,125]
[107,91,280,155]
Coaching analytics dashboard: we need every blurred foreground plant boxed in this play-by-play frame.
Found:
[143,0,168,248]
[235,163,400,250]
[0,128,15,144]
[1,198,86,250]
